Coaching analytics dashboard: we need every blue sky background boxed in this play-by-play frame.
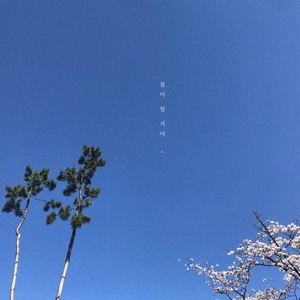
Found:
[1,1,300,299]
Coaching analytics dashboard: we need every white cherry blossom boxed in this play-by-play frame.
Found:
[186,212,300,299]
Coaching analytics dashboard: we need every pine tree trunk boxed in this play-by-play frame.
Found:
[10,197,31,300]
[55,227,77,300]
[55,177,83,300]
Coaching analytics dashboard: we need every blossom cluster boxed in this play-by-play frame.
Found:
[186,212,300,300]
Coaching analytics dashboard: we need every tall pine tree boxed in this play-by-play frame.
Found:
[2,166,56,300]
[44,145,106,300]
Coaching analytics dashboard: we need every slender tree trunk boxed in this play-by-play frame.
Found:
[55,227,77,300]
[55,180,83,300]
[10,196,31,300]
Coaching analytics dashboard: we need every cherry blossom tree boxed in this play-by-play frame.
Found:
[186,212,300,300]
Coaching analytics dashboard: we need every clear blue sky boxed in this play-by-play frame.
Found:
[1,1,300,299]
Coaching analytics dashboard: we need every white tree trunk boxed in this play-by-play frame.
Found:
[55,178,83,300]
[55,228,77,300]
[10,196,31,300]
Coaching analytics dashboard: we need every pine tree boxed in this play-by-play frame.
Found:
[2,166,56,300]
[44,145,106,300]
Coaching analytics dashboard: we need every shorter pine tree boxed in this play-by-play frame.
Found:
[2,166,56,300]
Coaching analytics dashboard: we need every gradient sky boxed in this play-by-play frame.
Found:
[1,1,300,299]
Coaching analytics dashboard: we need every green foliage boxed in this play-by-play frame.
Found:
[23,167,56,196]
[46,212,57,225]
[45,145,105,229]
[43,200,62,212]
[2,166,57,217]
[84,185,101,198]
[58,205,71,220]
[71,213,91,228]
